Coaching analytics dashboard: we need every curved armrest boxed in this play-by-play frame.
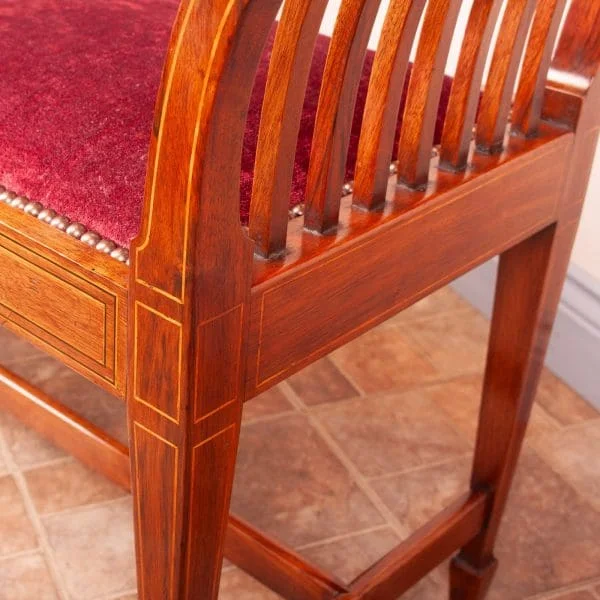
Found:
[132,0,280,308]
[544,0,600,128]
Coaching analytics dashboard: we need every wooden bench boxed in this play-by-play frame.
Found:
[0,0,598,598]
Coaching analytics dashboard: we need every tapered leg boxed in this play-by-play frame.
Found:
[128,297,248,600]
[450,221,578,599]
[129,402,242,600]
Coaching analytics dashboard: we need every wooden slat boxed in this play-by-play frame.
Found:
[475,0,537,152]
[0,365,130,489]
[511,0,569,137]
[439,0,504,171]
[396,0,463,189]
[341,492,487,599]
[225,515,348,600]
[352,0,428,208]
[249,0,329,257]
[303,0,384,233]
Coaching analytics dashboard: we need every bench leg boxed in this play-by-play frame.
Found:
[129,398,242,600]
[128,296,247,599]
[450,222,576,599]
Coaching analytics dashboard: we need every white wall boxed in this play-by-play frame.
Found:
[319,0,599,283]
[572,147,600,281]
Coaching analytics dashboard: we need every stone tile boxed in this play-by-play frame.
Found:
[0,411,66,469]
[370,449,600,599]
[287,357,360,406]
[13,355,128,444]
[301,528,448,599]
[399,308,490,379]
[0,475,38,557]
[0,326,47,368]
[315,390,470,478]
[43,497,136,600]
[0,445,6,476]
[371,458,471,531]
[0,552,59,599]
[243,385,294,422]
[219,568,281,599]
[330,327,438,394]
[535,370,599,426]
[488,451,600,600]
[426,375,562,450]
[534,421,600,512]
[300,528,400,583]
[24,459,126,515]
[543,591,596,600]
[385,287,470,325]
[231,414,385,548]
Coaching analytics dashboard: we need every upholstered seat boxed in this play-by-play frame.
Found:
[0,0,451,250]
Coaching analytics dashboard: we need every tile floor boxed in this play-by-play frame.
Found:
[0,287,599,599]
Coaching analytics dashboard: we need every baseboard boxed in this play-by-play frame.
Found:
[451,260,600,411]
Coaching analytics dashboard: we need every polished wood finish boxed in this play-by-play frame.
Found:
[0,203,128,396]
[128,0,280,597]
[1,0,598,598]
[353,0,427,207]
[396,0,462,188]
[250,0,330,257]
[304,0,383,233]
[511,0,568,137]
[475,0,537,153]
[247,129,570,394]
[439,0,504,171]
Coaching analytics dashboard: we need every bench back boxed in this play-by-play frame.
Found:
[132,0,599,312]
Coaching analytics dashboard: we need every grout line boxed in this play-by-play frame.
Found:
[365,452,473,482]
[41,495,131,521]
[0,427,71,600]
[306,371,483,415]
[241,408,299,428]
[326,355,367,398]
[0,547,45,563]
[560,412,600,431]
[553,416,600,434]
[96,588,137,600]
[19,455,74,474]
[525,576,600,599]
[294,524,392,551]
[280,381,412,540]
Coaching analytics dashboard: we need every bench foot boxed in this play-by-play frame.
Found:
[449,554,498,600]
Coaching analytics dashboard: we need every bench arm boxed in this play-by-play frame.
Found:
[131,0,281,308]
[544,0,600,128]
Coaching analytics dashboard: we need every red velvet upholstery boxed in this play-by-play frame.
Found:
[0,1,452,248]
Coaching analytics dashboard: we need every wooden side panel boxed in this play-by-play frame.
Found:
[248,135,571,393]
[0,207,128,396]
[0,240,107,364]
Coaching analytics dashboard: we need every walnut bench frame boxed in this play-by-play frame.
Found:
[0,0,599,598]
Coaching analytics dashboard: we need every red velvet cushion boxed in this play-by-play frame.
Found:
[0,1,452,248]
